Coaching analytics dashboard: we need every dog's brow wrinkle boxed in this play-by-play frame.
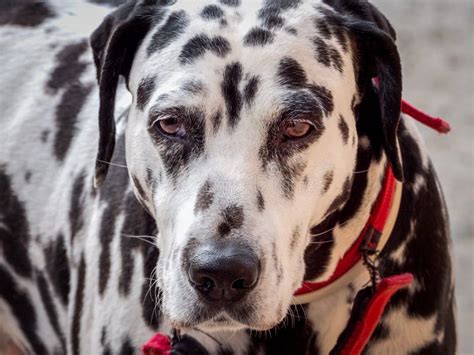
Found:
[221,62,243,128]
[200,4,225,20]
[179,34,231,64]
[243,27,274,46]
[277,57,307,89]
[136,76,156,111]
[147,10,190,56]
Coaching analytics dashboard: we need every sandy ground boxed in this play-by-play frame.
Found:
[372,1,474,353]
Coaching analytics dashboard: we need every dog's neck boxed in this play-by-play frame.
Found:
[303,136,387,284]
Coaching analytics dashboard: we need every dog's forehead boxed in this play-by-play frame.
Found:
[131,0,351,113]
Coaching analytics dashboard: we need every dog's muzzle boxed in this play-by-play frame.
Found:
[186,240,260,304]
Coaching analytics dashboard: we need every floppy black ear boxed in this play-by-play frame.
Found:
[322,1,403,181]
[90,0,156,186]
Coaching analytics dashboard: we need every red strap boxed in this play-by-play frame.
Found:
[142,333,171,355]
[338,273,413,355]
[401,100,451,134]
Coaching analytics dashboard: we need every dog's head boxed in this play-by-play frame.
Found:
[91,0,402,331]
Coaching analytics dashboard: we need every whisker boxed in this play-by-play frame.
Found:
[97,159,128,169]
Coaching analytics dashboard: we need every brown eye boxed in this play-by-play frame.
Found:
[284,121,313,139]
[158,117,186,137]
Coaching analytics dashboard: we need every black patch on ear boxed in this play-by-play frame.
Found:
[243,27,274,46]
[201,5,225,19]
[277,57,307,89]
[91,1,159,185]
[338,114,349,144]
[0,168,33,278]
[179,34,231,64]
[322,170,334,194]
[0,1,55,27]
[256,189,265,211]
[195,180,214,212]
[243,76,260,107]
[71,255,86,355]
[136,76,156,110]
[147,10,190,55]
[219,0,241,7]
[221,62,243,128]
[0,266,47,354]
[44,235,71,306]
[37,273,66,351]
[218,205,244,237]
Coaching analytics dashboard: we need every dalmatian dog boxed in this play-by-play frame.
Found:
[0,0,456,354]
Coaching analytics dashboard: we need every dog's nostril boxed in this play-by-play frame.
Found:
[231,279,246,290]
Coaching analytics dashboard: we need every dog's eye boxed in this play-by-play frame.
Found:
[156,117,186,138]
[284,121,313,139]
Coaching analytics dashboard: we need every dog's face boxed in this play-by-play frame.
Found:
[92,0,402,332]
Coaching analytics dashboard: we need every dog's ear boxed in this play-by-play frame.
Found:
[90,0,156,186]
[322,1,403,181]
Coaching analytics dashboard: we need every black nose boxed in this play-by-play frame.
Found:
[187,241,260,303]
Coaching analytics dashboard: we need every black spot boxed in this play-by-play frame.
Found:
[71,255,86,355]
[147,10,190,55]
[70,172,87,243]
[313,37,343,72]
[304,219,335,280]
[179,34,231,64]
[201,5,224,19]
[0,167,33,278]
[284,26,297,35]
[322,170,334,194]
[136,76,156,110]
[44,235,70,306]
[24,170,32,183]
[212,109,223,133]
[290,226,300,250]
[256,189,265,211]
[218,205,244,237]
[221,62,243,128]
[277,57,307,89]
[47,40,93,161]
[119,338,134,355]
[0,1,55,27]
[37,272,66,352]
[243,27,274,46]
[219,0,240,6]
[338,115,349,144]
[0,266,47,354]
[243,76,260,107]
[41,129,50,143]
[315,20,331,39]
[195,180,214,213]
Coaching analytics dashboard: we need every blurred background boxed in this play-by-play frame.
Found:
[371,1,473,353]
